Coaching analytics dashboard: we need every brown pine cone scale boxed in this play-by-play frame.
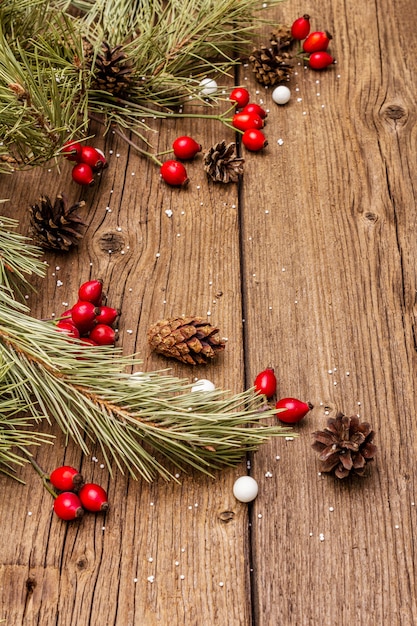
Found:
[148,317,226,365]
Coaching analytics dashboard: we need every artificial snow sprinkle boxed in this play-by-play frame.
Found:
[147,576,155,583]
[319,533,325,541]
[165,209,173,217]
[329,507,334,512]
[56,280,63,287]
[28,511,32,516]
[277,138,284,146]
[219,582,224,587]
[180,574,185,580]
[265,471,273,478]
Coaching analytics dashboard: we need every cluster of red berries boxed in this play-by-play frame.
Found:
[55,279,119,346]
[253,367,313,424]
[62,141,108,186]
[49,465,109,521]
[159,87,268,186]
[291,14,336,70]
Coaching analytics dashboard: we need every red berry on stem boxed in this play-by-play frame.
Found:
[49,465,83,492]
[61,140,83,162]
[71,301,99,334]
[254,368,277,398]
[291,14,311,40]
[308,51,335,70]
[172,136,202,160]
[53,492,84,521]
[96,306,119,326]
[79,483,109,512]
[275,397,313,424]
[232,112,264,132]
[79,145,107,171]
[241,103,267,119]
[55,320,80,339]
[303,31,332,53]
[72,162,94,186]
[160,160,189,186]
[242,129,268,152]
[88,323,116,345]
[229,87,250,109]
[78,279,103,306]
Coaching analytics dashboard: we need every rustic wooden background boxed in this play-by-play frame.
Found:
[1,0,417,623]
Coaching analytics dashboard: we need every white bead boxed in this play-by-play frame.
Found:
[233,476,259,503]
[199,78,218,96]
[272,85,291,105]
[191,379,216,392]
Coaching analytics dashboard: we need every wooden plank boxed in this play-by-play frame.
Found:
[244,0,417,624]
[0,109,253,623]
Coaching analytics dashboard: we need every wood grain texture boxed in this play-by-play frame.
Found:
[1,0,417,623]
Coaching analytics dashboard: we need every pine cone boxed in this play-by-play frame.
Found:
[29,194,86,252]
[203,141,244,183]
[249,25,294,86]
[148,317,226,365]
[92,41,134,95]
[312,413,377,479]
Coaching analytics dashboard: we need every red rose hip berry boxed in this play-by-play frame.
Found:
[78,279,103,306]
[62,140,83,162]
[172,136,202,160]
[160,160,189,186]
[96,306,119,326]
[79,483,109,512]
[72,162,94,186]
[242,129,268,152]
[79,145,107,171]
[241,103,267,119]
[54,492,84,521]
[71,301,99,334]
[88,323,116,345]
[229,87,250,109]
[49,465,83,492]
[303,31,332,53]
[275,397,313,424]
[291,15,311,40]
[254,368,277,398]
[232,112,264,132]
[308,51,335,70]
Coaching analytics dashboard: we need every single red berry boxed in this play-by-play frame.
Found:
[78,483,109,512]
[96,306,119,326]
[275,397,313,424]
[55,320,80,339]
[60,309,73,318]
[232,112,264,132]
[160,160,189,186]
[49,465,83,492]
[78,279,103,306]
[303,31,332,53]
[88,323,116,345]
[80,337,98,346]
[254,368,277,398]
[72,162,94,186]
[229,87,250,109]
[308,51,335,70]
[291,15,311,40]
[79,145,107,171]
[241,103,267,119]
[53,492,84,521]
[242,129,268,152]
[71,301,99,334]
[61,140,83,162]
[172,136,202,160]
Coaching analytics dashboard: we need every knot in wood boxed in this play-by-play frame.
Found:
[76,556,88,570]
[98,231,125,254]
[381,104,407,127]
[218,510,235,523]
[364,211,379,223]
[25,576,37,592]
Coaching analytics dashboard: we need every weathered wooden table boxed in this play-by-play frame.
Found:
[1,0,417,623]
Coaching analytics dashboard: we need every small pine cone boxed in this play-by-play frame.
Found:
[92,41,134,95]
[148,317,226,365]
[29,194,86,252]
[249,25,294,87]
[312,413,377,479]
[203,141,244,183]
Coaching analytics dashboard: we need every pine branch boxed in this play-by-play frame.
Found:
[0,288,291,481]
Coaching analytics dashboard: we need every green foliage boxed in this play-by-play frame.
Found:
[0,209,291,481]
[0,0,284,171]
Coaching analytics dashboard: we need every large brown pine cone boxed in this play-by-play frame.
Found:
[148,317,226,365]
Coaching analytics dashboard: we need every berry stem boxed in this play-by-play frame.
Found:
[22,449,57,498]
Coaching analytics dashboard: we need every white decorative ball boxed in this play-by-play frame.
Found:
[272,85,291,105]
[199,77,218,96]
[233,476,259,503]
[191,379,216,392]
